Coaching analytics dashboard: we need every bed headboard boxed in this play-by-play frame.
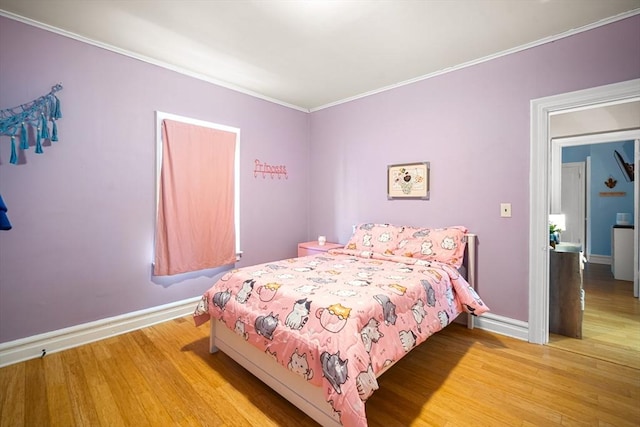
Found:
[464,233,477,329]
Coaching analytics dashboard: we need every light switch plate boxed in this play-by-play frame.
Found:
[500,203,512,217]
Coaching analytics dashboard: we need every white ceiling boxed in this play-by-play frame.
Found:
[1,0,639,111]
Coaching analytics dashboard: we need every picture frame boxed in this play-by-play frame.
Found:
[387,162,430,200]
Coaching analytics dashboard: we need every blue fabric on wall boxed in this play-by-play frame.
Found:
[0,193,11,230]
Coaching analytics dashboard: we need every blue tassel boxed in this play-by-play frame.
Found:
[10,136,17,165]
[51,121,58,141]
[53,96,62,119]
[20,123,29,150]
[41,115,50,139]
[35,132,43,154]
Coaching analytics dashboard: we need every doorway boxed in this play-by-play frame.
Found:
[529,78,640,345]
[548,136,638,366]
[554,136,638,262]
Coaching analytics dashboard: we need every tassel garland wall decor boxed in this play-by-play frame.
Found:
[0,84,63,164]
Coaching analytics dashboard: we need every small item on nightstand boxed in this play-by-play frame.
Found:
[318,235,326,246]
[298,240,343,257]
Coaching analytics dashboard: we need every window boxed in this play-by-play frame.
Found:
[154,111,240,276]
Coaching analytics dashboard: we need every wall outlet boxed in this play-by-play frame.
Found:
[500,203,512,218]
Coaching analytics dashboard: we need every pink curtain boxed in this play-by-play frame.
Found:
[154,119,237,276]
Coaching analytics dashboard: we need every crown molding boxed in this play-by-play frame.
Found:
[2,7,638,114]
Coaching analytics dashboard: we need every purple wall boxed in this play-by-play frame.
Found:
[308,15,640,321]
[1,14,638,343]
[0,16,310,342]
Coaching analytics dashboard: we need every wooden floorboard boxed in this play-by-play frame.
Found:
[1,308,639,427]
[548,262,640,370]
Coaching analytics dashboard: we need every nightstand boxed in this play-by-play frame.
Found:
[298,241,343,257]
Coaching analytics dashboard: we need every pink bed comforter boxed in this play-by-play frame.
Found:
[194,249,488,427]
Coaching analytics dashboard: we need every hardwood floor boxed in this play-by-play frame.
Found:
[548,262,640,370]
[1,310,639,426]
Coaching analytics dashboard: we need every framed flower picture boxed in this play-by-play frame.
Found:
[387,162,430,200]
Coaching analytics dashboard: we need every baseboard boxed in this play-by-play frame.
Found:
[0,296,201,368]
[0,296,529,368]
[474,312,529,341]
[586,254,611,265]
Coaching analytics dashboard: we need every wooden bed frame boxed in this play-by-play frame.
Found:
[209,233,478,426]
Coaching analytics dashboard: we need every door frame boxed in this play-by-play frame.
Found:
[529,78,640,345]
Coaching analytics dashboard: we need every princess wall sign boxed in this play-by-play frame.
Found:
[254,159,288,179]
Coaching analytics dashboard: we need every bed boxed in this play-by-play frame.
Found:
[193,224,488,427]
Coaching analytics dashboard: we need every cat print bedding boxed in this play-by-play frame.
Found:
[194,227,488,427]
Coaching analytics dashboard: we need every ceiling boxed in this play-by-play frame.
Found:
[1,0,639,111]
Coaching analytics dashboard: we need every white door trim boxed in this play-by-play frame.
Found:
[634,139,639,298]
[529,78,640,345]
[560,162,585,246]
